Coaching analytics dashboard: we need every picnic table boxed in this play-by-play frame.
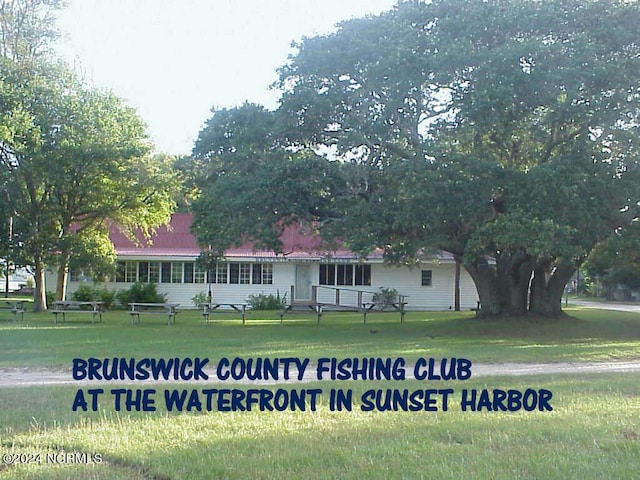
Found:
[51,300,104,324]
[200,303,247,325]
[0,299,28,321]
[129,302,179,325]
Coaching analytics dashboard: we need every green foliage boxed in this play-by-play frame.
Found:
[115,283,166,308]
[71,284,116,309]
[191,0,640,317]
[0,53,178,310]
[45,291,55,307]
[583,221,640,297]
[246,292,287,311]
[191,291,210,307]
[371,287,399,311]
[189,103,343,256]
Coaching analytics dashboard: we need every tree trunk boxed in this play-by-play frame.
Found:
[529,262,575,317]
[56,251,70,301]
[465,252,533,317]
[454,257,461,311]
[32,255,47,312]
[464,258,503,316]
[506,253,533,315]
[464,253,573,318]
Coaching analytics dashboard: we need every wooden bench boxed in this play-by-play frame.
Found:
[51,301,104,324]
[200,303,247,325]
[0,300,27,322]
[129,302,179,325]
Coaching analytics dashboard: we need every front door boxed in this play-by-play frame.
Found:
[295,264,312,301]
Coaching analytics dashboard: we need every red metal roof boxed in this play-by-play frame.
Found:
[110,213,383,260]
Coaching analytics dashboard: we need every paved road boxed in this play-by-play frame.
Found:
[570,299,640,313]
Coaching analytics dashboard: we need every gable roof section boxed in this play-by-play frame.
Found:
[109,213,384,261]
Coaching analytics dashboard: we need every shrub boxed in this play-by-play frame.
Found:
[72,284,117,309]
[45,291,56,307]
[372,287,399,310]
[192,291,210,307]
[246,292,287,310]
[116,282,166,307]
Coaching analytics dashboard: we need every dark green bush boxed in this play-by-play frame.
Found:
[116,282,166,307]
[45,291,56,308]
[246,292,287,310]
[72,284,116,309]
[372,287,399,310]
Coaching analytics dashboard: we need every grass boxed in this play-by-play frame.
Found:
[0,374,638,479]
[0,307,639,367]
[0,307,638,479]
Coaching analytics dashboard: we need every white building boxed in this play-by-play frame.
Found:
[59,213,479,310]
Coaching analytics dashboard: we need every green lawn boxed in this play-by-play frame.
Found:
[0,308,638,479]
[0,307,639,367]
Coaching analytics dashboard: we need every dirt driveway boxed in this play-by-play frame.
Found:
[1,360,639,388]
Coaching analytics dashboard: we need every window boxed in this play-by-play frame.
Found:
[161,263,172,283]
[336,264,353,286]
[116,262,126,282]
[261,263,273,284]
[320,264,335,286]
[194,264,206,284]
[125,262,137,283]
[137,262,161,283]
[229,263,239,284]
[250,263,273,285]
[171,263,183,283]
[227,263,250,284]
[148,262,160,283]
[138,262,149,282]
[355,264,371,286]
[239,263,251,284]
[113,261,272,285]
[421,270,433,286]
[320,264,371,286]
[216,263,228,284]
[184,262,194,283]
[252,264,263,284]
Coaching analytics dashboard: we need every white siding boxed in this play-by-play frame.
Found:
[61,260,478,311]
[312,262,477,310]
[370,263,478,311]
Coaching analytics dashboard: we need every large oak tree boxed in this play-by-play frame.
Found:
[192,0,640,317]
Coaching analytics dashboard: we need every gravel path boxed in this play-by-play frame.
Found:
[1,360,639,388]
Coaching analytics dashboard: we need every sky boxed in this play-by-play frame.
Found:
[55,0,398,156]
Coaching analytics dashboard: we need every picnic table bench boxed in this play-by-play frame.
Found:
[200,303,247,325]
[278,296,409,325]
[51,300,104,324]
[129,302,179,325]
[0,300,27,321]
[362,298,408,324]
